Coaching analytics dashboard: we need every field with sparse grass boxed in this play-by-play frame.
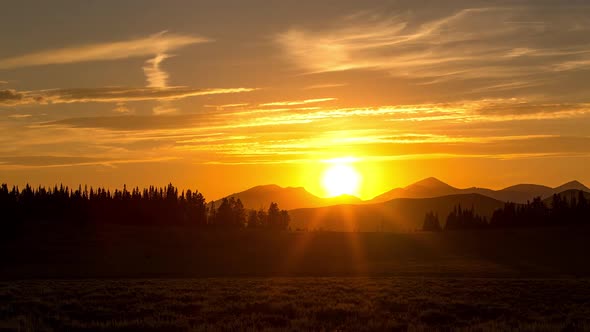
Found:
[2,278,590,331]
[2,226,590,330]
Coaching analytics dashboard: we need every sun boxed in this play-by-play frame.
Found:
[322,163,361,197]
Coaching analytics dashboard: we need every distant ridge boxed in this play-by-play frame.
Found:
[543,189,590,206]
[370,177,460,202]
[213,184,361,210]
[370,178,590,204]
[289,193,504,232]
[553,181,590,193]
[214,178,589,211]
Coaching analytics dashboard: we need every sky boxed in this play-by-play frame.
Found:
[1,0,590,200]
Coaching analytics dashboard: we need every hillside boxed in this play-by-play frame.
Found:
[542,189,590,207]
[370,178,589,204]
[553,181,590,193]
[214,179,590,211]
[212,184,361,210]
[370,177,460,202]
[290,193,504,232]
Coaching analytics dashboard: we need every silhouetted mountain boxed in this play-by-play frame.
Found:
[213,185,361,210]
[370,177,460,202]
[324,194,363,206]
[553,181,590,193]
[290,193,504,232]
[371,178,590,204]
[490,184,553,203]
[216,179,589,212]
[542,189,590,206]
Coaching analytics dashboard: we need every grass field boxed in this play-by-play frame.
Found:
[2,278,590,331]
[2,227,590,330]
[3,225,590,278]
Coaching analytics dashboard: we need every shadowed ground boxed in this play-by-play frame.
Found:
[1,278,589,331]
[2,225,589,278]
[2,226,590,330]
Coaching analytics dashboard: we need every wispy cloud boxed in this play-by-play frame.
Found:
[259,98,336,107]
[276,6,590,89]
[152,103,178,115]
[0,31,220,115]
[143,53,172,88]
[7,114,32,119]
[0,87,256,106]
[0,31,208,70]
[0,89,26,105]
[0,155,179,169]
[112,102,132,114]
[204,103,250,111]
[303,83,347,90]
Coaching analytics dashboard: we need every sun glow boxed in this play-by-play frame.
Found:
[321,163,361,197]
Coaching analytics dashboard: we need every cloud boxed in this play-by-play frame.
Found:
[112,102,132,114]
[0,155,107,167]
[303,83,347,90]
[204,103,250,111]
[259,98,337,107]
[143,53,173,88]
[41,114,208,131]
[0,155,178,169]
[7,114,32,119]
[9,96,590,169]
[0,86,256,106]
[0,31,209,70]
[152,103,177,115]
[0,89,28,105]
[38,98,590,137]
[276,6,590,88]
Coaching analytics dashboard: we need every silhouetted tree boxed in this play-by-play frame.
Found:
[445,205,487,230]
[0,183,208,228]
[488,193,590,229]
[245,203,289,230]
[422,211,441,232]
[247,210,260,228]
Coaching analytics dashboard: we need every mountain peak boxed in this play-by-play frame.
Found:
[243,184,282,193]
[407,177,452,189]
[554,180,589,192]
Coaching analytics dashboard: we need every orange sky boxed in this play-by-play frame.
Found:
[1,1,590,200]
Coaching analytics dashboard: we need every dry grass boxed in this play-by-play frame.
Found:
[1,278,589,331]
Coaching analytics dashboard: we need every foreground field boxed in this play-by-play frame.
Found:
[1,278,589,331]
[2,226,590,278]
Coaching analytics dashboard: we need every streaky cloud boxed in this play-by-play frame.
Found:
[0,31,209,70]
[303,83,347,90]
[276,5,590,92]
[0,86,256,106]
[0,89,26,105]
[259,98,337,107]
[143,53,173,88]
[7,114,33,119]
[0,155,179,169]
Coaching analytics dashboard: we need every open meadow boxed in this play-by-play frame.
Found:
[3,225,590,278]
[2,227,590,330]
[2,277,590,331]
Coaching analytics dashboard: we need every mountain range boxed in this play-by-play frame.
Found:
[369,177,589,204]
[217,178,589,210]
[214,178,589,231]
[212,184,362,211]
[289,193,505,232]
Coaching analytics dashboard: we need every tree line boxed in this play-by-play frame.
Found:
[0,183,289,230]
[422,191,590,231]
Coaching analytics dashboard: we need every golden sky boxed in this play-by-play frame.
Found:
[1,1,590,200]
